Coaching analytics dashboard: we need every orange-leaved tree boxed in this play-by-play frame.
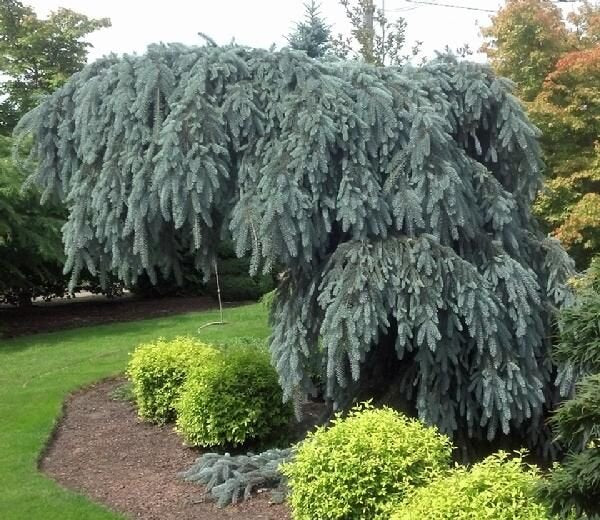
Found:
[482,0,600,267]
[480,0,569,102]
[531,47,600,267]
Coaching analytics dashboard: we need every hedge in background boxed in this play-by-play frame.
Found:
[392,451,551,520]
[127,336,217,423]
[175,343,292,447]
[282,403,452,520]
[203,242,276,302]
[131,241,275,301]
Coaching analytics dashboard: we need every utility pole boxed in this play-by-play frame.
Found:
[381,0,386,64]
[363,0,375,63]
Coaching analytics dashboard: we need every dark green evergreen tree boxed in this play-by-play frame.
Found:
[15,43,574,455]
[0,135,67,304]
[539,258,600,518]
[0,1,111,304]
[287,1,331,58]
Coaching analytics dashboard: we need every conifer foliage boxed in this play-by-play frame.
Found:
[287,1,331,58]
[15,43,574,451]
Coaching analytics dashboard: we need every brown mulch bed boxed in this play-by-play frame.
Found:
[40,378,291,520]
[0,294,223,338]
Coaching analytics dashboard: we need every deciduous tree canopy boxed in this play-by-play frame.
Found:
[532,47,600,266]
[481,0,569,102]
[0,0,110,134]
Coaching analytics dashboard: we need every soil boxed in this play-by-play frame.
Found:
[0,294,224,338]
[40,378,291,520]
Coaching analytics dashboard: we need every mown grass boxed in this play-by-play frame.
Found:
[0,304,269,519]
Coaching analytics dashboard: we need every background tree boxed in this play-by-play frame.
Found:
[0,135,67,304]
[16,44,574,456]
[481,0,569,101]
[287,1,331,58]
[531,47,600,267]
[332,0,415,65]
[567,0,600,48]
[482,0,600,267]
[0,0,110,134]
[0,0,109,303]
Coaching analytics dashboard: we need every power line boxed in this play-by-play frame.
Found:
[387,6,422,12]
[403,0,496,12]
[383,0,583,17]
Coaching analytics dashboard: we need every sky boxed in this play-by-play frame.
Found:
[26,0,512,62]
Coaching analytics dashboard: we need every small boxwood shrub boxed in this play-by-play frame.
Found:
[391,452,551,520]
[175,344,292,447]
[127,337,217,423]
[281,403,452,520]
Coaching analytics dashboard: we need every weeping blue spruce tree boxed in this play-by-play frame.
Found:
[15,43,574,456]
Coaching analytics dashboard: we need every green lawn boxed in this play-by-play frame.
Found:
[0,304,268,520]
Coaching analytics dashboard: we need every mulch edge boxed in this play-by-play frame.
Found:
[38,376,292,519]
[37,376,123,471]
[37,376,134,519]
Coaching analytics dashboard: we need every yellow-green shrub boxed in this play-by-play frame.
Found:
[127,336,217,423]
[392,452,552,520]
[281,403,452,520]
[174,344,292,447]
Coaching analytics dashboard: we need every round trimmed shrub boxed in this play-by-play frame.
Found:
[175,344,292,447]
[127,336,217,423]
[391,451,551,520]
[281,403,453,520]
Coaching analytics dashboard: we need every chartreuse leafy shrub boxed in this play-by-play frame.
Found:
[391,451,552,520]
[127,337,218,423]
[281,403,452,520]
[175,344,292,447]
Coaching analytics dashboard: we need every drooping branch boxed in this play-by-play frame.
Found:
[16,43,574,453]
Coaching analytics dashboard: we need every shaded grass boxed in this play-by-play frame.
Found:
[0,304,269,519]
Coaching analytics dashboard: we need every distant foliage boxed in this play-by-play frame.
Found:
[282,403,452,519]
[392,452,551,520]
[127,337,218,423]
[480,0,569,101]
[16,44,574,454]
[567,0,600,48]
[175,344,292,447]
[181,448,292,507]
